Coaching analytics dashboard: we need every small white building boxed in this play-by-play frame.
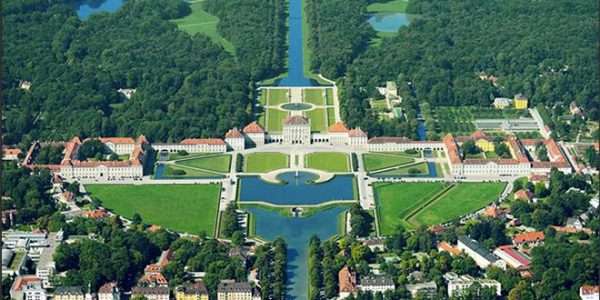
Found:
[225,128,245,151]
[348,128,368,149]
[405,281,438,299]
[98,282,120,300]
[132,286,169,300]
[443,272,501,297]
[98,137,136,155]
[358,277,395,294]
[243,122,266,146]
[22,280,47,300]
[579,285,599,300]
[282,116,311,145]
[328,122,350,145]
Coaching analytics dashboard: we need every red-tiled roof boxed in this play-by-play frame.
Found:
[3,148,22,156]
[348,127,367,138]
[514,189,534,201]
[225,128,244,138]
[507,136,530,163]
[513,231,545,244]
[84,209,108,219]
[328,122,349,133]
[243,121,265,133]
[11,276,41,292]
[139,273,168,286]
[180,138,225,145]
[494,246,531,267]
[98,137,136,144]
[147,225,162,232]
[438,241,461,256]
[338,266,357,293]
[470,130,493,141]
[98,282,118,294]
[581,285,600,295]
[443,134,462,164]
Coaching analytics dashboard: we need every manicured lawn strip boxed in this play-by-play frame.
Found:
[244,152,289,173]
[373,151,421,158]
[162,164,223,178]
[374,182,446,234]
[268,89,290,105]
[303,89,326,105]
[374,162,429,176]
[305,152,350,172]
[168,152,212,161]
[259,90,267,106]
[410,182,506,226]
[366,0,409,12]
[304,109,327,132]
[176,154,231,173]
[171,2,235,54]
[326,107,336,126]
[370,99,389,110]
[325,89,334,105]
[465,153,484,159]
[87,184,220,235]
[363,153,415,172]
[8,251,24,270]
[267,108,289,132]
[435,163,443,177]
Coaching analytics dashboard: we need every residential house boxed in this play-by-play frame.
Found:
[493,98,511,109]
[579,285,599,300]
[358,277,395,294]
[405,281,438,299]
[22,280,47,300]
[443,273,501,297]
[216,280,255,300]
[566,217,583,230]
[437,241,461,256]
[54,286,84,300]
[175,283,209,300]
[228,248,247,268]
[3,148,22,161]
[98,282,120,300]
[10,276,43,300]
[513,94,528,109]
[131,286,169,300]
[513,231,545,246]
[570,102,582,116]
[338,266,358,299]
[514,189,534,202]
[456,236,504,270]
[361,238,385,252]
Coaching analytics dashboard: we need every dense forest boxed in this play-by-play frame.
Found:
[305,0,374,79]
[203,0,287,80]
[337,0,599,137]
[3,0,252,146]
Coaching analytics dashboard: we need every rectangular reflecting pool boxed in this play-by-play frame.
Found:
[239,172,356,205]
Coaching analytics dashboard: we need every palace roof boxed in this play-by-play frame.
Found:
[283,115,309,125]
[328,122,349,132]
[243,121,265,133]
[225,128,244,138]
[180,138,226,145]
[348,127,367,138]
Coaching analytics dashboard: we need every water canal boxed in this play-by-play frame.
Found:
[245,206,349,299]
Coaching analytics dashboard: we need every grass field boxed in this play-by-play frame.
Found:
[167,152,212,161]
[305,152,350,172]
[266,108,290,131]
[363,153,415,172]
[268,89,290,105]
[366,0,409,12]
[244,152,289,173]
[374,162,429,176]
[161,164,222,178]
[325,89,334,105]
[304,108,328,132]
[327,108,336,126]
[171,2,235,54]
[375,182,446,234]
[304,89,326,105]
[87,184,220,235]
[484,151,499,159]
[259,90,268,105]
[175,154,231,173]
[410,182,506,226]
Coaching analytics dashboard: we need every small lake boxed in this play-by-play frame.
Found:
[70,0,125,19]
[239,172,355,205]
[245,205,348,299]
[366,12,410,32]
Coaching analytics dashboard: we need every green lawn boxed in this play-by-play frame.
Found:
[465,153,484,159]
[266,108,289,131]
[304,109,328,132]
[244,152,289,173]
[366,0,409,12]
[171,2,235,55]
[305,152,350,172]
[363,153,415,172]
[374,151,421,158]
[259,90,268,106]
[175,154,231,173]
[268,89,290,105]
[410,182,506,226]
[371,99,389,110]
[161,164,223,178]
[325,89,334,105]
[374,162,429,176]
[326,108,336,126]
[167,152,212,161]
[87,184,220,235]
[303,89,326,105]
[375,182,446,234]
[484,151,499,159]
[8,251,24,270]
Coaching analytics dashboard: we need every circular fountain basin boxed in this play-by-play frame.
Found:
[280,103,313,111]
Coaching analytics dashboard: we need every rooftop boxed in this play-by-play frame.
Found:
[328,122,349,132]
[458,235,497,263]
[243,121,265,133]
[217,281,252,292]
[513,231,545,244]
[283,115,309,125]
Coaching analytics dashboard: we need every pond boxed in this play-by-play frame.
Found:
[70,0,125,19]
[239,172,355,205]
[365,12,410,33]
[280,103,314,111]
[245,205,348,299]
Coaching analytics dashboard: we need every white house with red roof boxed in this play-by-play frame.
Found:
[224,128,245,151]
[243,121,266,146]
